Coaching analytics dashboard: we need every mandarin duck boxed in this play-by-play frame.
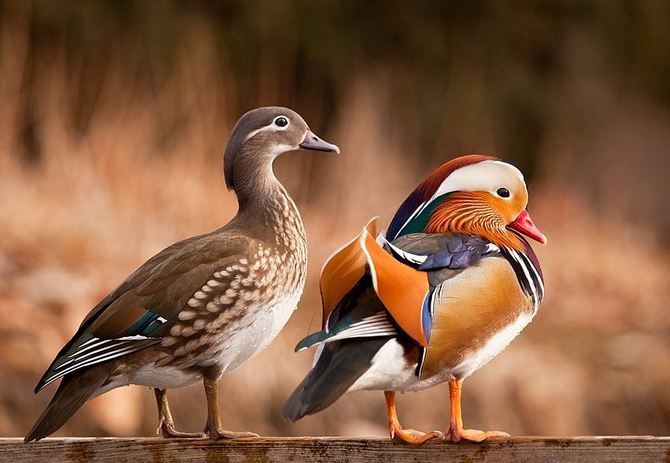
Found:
[282,155,546,444]
[25,107,339,442]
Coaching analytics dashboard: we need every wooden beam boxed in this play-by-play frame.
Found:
[2,437,669,462]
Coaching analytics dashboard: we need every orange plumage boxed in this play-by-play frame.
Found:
[284,155,546,445]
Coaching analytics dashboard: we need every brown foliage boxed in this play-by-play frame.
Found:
[0,2,668,438]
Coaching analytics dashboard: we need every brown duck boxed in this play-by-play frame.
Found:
[26,107,339,442]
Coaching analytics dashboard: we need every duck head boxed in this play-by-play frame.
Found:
[224,107,339,192]
[387,154,546,251]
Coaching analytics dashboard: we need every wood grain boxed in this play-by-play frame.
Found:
[1,437,669,463]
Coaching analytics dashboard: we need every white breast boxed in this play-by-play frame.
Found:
[445,311,533,380]
[203,290,302,373]
[349,339,417,392]
[349,310,535,393]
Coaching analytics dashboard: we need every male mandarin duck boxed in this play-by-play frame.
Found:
[282,154,546,444]
[25,107,339,442]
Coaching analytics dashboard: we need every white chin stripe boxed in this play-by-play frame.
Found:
[269,143,298,156]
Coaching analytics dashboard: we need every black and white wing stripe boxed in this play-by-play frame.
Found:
[324,312,398,342]
[36,335,160,391]
[382,238,429,266]
[296,312,398,352]
[502,248,545,310]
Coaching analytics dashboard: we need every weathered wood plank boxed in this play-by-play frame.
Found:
[1,437,669,463]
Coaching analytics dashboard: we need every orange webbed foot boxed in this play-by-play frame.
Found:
[384,390,442,445]
[445,379,511,443]
[389,422,443,445]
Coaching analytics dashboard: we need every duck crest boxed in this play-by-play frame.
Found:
[387,154,499,241]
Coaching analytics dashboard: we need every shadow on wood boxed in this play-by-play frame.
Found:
[2,437,670,462]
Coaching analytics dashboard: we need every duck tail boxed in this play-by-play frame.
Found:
[282,337,388,422]
[25,366,109,442]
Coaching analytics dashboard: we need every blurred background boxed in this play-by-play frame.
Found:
[1,0,669,439]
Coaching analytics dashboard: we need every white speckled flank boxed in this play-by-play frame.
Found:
[99,181,309,395]
[146,184,308,380]
[204,289,303,373]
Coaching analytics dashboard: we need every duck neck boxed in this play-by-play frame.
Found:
[233,154,278,210]
[231,150,305,245]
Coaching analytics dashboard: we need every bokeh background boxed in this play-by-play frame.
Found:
[1,0,669,439]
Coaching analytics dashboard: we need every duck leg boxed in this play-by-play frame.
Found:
[203,375,260,439]
[445,379,510,442]
[154,388,204,438]
[384,391,443,444]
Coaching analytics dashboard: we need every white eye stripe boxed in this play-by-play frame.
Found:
[432,160,525,200]
[426,160,526,209]
[243,116,291,142]
[244,125,271,142]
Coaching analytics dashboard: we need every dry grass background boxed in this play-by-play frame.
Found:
[1,1,669,439]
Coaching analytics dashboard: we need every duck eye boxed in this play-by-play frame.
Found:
[496,187,510,198]
[273,116,289,128]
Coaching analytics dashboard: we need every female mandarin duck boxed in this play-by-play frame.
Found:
[282,154,546,444]
[25,107,339,442]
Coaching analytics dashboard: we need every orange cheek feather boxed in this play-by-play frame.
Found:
[426,192,525,252]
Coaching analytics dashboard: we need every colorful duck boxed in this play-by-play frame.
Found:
[283,154,546,444]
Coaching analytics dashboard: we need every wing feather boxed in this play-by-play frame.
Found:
[35,232,253,392]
